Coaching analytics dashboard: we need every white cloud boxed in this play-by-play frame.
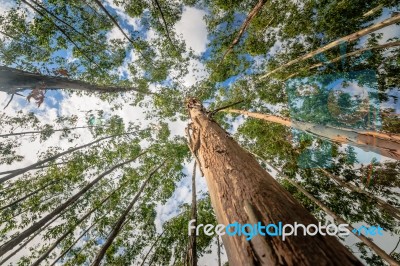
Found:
[175,7,208,55]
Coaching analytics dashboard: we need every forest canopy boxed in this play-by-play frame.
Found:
[0,0,399,265]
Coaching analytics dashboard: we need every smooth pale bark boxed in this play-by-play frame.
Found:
[363,4,384,17]
[91,162,165,266]
[285,40,400,80]
[187,161,197,266]
[226,109,400,161]
[319,168,400,220]
[0,66,151,95]
[187,98,361,265]
[0,155,144,257]
[30,181,125,266]
[219,0,268,65]
[261,13,400,78]
[0,132,130,184]
[266,163,399,266]
[139,231,164,266]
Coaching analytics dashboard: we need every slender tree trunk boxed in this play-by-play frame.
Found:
[363,4,384,17]
[0,214,61,265]
[50,213,107,266]
[91,162,165,266]
[0,66,151,95]
[319,168,400,220]
[187,98,361,265]
[0,125,103,138]
[266,163,399,266]
[0,162,66,176]
[0,133,129,184]
[219,0,267,65]
[285,40,400,80]
[139,231,164,266]
[0,154,144,257]
[0,180,57,210]
[188,161,197,266]
[31,180,127,266]
[217,236,221,266]
[226,109,400,161]
[261,13,400,78]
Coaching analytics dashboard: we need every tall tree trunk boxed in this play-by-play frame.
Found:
[187,98,361,265]
[0,162,66,176]
[226,109,400,161]
[0,179,57,210]
[91,162,165,266]
[261,13,400,78]
[217,236,221,266]
[31,180,127,266]
[188,161,197,266]
[0,132,130,184]
[0,213,61,265]
[265,162,399,266]
[0,154,144,257]
[0,66,151,95]
[285,40,400,80]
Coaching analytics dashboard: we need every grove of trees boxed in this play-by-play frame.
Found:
[0,0,399,265]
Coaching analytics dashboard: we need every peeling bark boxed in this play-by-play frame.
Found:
[226,109,400,161]
[187,98,361,265]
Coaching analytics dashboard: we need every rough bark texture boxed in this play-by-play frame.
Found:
[0,66,151,94]
[187,98,361,265]
[261,13,400,78]
[227,109,400,161]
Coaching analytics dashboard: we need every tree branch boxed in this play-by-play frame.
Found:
[218,0,267,66]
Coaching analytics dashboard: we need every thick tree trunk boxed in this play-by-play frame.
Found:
[91,162,164,266]
[261,13,400,78]
[0,66,151,94]
[266,163,399,266]
[0,155,144,257]
[187,98,361,265]
[188,161,197,266]
[0,133,130,184]
[226,109,400,161]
